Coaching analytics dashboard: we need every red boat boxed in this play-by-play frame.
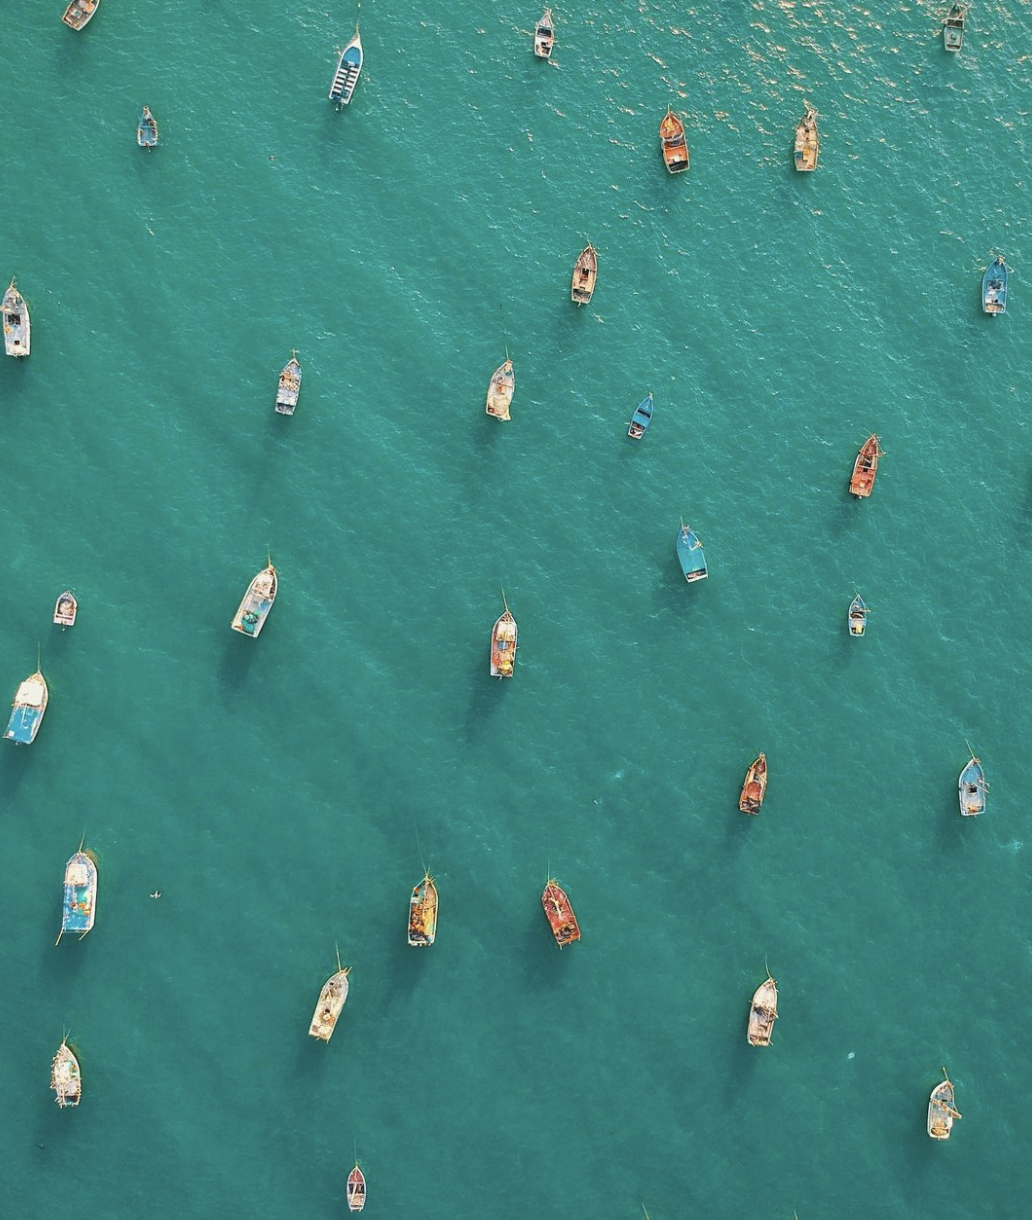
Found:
[849,434,885,498]
[542,879,581,947]
[346,1164,366,1212]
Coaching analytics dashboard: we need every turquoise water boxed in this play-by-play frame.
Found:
[3,2,1031,1216]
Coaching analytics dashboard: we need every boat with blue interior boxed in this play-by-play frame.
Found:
[982,256,1008,316]
[958,754,986,817]
[628,393,653,439]
[4,670,48,744]
[137,107,158,148]
[943,4,966,51]
[676,523,708,582]
[62,0,99,29]
[329,30,363,108]
[3,279,31,357]
[231,564,277,637]
[276,353,302,415]
[408,872,438,946]
[848,594,867,636]
[51,1041,81,1106]
[56,849,98,943]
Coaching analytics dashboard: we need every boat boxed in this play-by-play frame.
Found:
[408,872,438,946]
[4,670,48,744]
[137,107,158,148]
[849,434,885,498]
[61,0,99,29]
[51,1041,81,1107]
[347,1164,367,1211]
[53,591,78,628]
[676,523,708,583]
[490,596,518,678]
[230,564,277,638]
[275,353,302,415]
[56,849,98,943]
[308,954,351,1041]
[3,279,30,357]
[329,30,363,108]
[959,754,987,817]
[628,393,653,440]
[542,878,581,947]
[659,109,689,174]
[485,358,514,420]
[747,973,778,1046]
[794,105,819,171]
[943,3,966,51]
[847,594,868,636]
[739,754,767,815]
[571,243,598,305]
[982,256,1008,316]
[534,8,555,58]
[928,1068,961,1139]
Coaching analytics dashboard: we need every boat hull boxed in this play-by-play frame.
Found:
[982,257,1008,315]
[51,1042,81,1107]
[231,565,277,637]
[849,435,883,498]
[747,976,778,1045]
[571,244,597,304]
[542,879,580,946]
[137,109,158,147]
[329,34,363,107]
[61,0,99,29]
[676,525,708,582]
[276,358,302,415]
[347,1166,367,1211]
[928,1079,959,1138]
[848,594,867,636]
[628,393,653,439]
[958,757,986,816]
[485,359,514,420]
[794,107,819,171]
[309,968,350,1041]
[4,671,48,744]
[534,9,555,58]
[659,110,689,173]
[408,873,438,946]
[60,851,98,939]
[54,591,78,627]
[490,609,518,677]
[3,281,30,357]
[739,754,767,814]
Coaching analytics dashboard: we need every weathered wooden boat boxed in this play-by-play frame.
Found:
[54,591,78,628]
[230,564,277,637]
[628,393,653,439]
[137,107,158,148]
[542,878,581,947]
[485,358,514,420]
[849,434,884,498]
[408,872,438,946]
[659,109,689,173]
[3,279,30,357]
[794,105,819,171]
[848,594,867,636]
[275,353,302,415]
[739,754,767,815]
[928,1068,961,1139]
[982,256,1008,316]
[329,30,363,108]
[958,754,986,817]
[56,849,98,943]
[308,953,351,1041]
[571,244,597,305]
[51,1041,81,1107]
[747,973,778,1045]
[347,1164,367,1211]
[4,670,48,744]
[62,0,99,29]
[534,8,555,58]
[676,523,708,582]
[490,596,518,678]
[943,3,966,51]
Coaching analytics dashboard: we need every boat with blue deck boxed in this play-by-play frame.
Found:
[231,564,278,637]
[848,594,867,636]
[958,754,986,816]
[676,523,707,582]
[628,393,653,439]
[982,256,1008,316]
[943,4,966,51]
[56,849,97,943]
[137,107,158,148]
[329,30,363,108]
[4,670,48,744]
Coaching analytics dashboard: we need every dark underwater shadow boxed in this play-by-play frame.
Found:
[0,357,30,401]
[0,744,38,801]
[515,906,574,990]
[652,559,700,620]
[216,632,259,696]
[716,1020,762,1103]
[463,654,505,743]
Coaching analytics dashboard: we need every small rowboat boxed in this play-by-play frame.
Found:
[408,872,438,946]
[849,434,884,498]
[54,591,78,628]
[571,244,597,305]
[628,393,653,439]
[533,8,555,58]
[739,754,767,815]
[943,3,966,52]
[4,670,48,744]
[490,597,518,678]
[56,849,98,943]
[928,1068,961,1139]
[329,30,363,108]
[308,954,351,1041]
[275,354,302,415]
[230,564,277,638]
[958,754,986,817]
[347,1164,367,1211]
[848,594,867,636]
[542,878,580,947]
[62,0,99,29]
[485,358,514,420]
[982,256,1008,316]
[794,105,818,171]
[51,1041,81,1107]
[659,109,689,173]
[3,279,30,357]
[676,523,708,583]
[747,973,778,1046]
[137,107,158,148]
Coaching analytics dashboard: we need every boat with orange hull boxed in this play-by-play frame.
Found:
[659,109,689,174]
[347,1164,367,1211]
[849,434,884,498]
[542,878,580,947]
[490,596,517,678]
[408,872,438,946]
[739,753,767,815]
[747,972,778,1045]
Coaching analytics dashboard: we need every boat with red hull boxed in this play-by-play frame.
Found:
[542,878,580,947]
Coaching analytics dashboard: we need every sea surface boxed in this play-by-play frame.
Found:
[2,2,1031,1217]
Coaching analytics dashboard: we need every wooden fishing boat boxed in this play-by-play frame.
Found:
[275,353,302,415]
[490,597,518,678]
[230,564,277,638]
[54,591,78,628]
[137,107,158,148]
[408,872,438,946]
[485,358,514,420]
[533,8,555,58]
[849,434,884,498]
[51,1041,81,1107]
[982,256,1008,316]
[928,1068,961,1139]
[676,523,708,582]
[848,594,867,636]
[794,105,819,171]
[347,1164,367,1211]
[659,109,689,173]
[542,878,580,947]
[4,670,48,744]
[3,279,30,357]
[62,0,99,29]
[329,30,363,108]
[739,754,767,815]
[747,973,778,1045]
[56,849,97,943]
[628,393,653,439]
[943,3,966,51]
[308,954,351,1041]
[571,244,597,305]
[958,754,986,817]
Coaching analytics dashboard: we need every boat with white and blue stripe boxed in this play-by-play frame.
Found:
[56,849,97,943]
[4,670,48,744]
[982,256,1008,316]
[676,523,707,583]
[329,30,363,108]
[958,754,987,817]
[628,393,653,439]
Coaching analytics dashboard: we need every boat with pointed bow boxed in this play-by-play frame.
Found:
[3,279,30,357]
[56,850,97,943]
[408,872,438,946]
[928,1068,961,1139]
[490,597,518,678]
[959,754,986,816]
[982,256,1008,316]
[347,1164,367,1211]
[51,1041,81,1106]
[739,754,767,815]
[485,358,514,420]
[231,564,277,637]
[309,955,351,1041]
[571,244,597,304]
[943,4,966,51]
[54,591,78,628]
[329,30,363,108]
[794,105,818,171]
[848,594,867,636]
[534,8,555,58]
[276,354,302,415]
[849,434,884,498]
[628,393,653,439]
[676,523,708,582]
[62,0,99,29]
[542,878,580,947]
[4,670,48,744]
[659,109,689,173]
[137,107,158,148]
[747,973,778,1045]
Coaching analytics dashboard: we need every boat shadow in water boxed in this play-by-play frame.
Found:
[216,634,261,698]
[462,656,505,743]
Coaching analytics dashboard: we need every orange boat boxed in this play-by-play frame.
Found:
[490,595,517,678]
[346,1164,366,1211]
[739,753,767,815]
[659,109,689,174]
[542,878,580,947]
[849,434,885,498]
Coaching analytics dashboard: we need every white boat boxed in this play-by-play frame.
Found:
[309,958,351,1042]
[485,358,514,420]
[51,1041,81,1106]
[230,564,277,638]
[3,279,30,357]
[533,8,555,58]
[329,30,363,108]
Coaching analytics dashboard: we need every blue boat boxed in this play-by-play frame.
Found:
[329,30,363,108]
[982,256,1008,316]
[676,523,708,583]
[958,755,987,817]
[4,670,48,744]
[56,849,97,943]
[628,393,653,439]
[848,594,867,636]
[137,107,158,148]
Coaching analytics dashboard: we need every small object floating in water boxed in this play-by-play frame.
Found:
[571,243,597,305]
[542,877,580,947]
[490,594,517,678]
[628,392,653,439]
[408,872,438,946]
[982,255,1008,316]
[346,1164,367,1211]
[275,351,302,415]
[533,8,555,58]
[56,848,97,943]
[659,108,689,174]
[747,972,778,1046]
[485,356,514,420]
[309,952,351,1041]
[3,279,31,357]
[943,2,966,52]
[848,593,867,636]
[137,107,158,148]
[53,591,78,628]
[61,0,99,29]
[676,522,708,583]
[794,104,819,171]
[231,563,277,638]
[4,670,48,744]
[849,434,884,498]
[329,28,363,108]
[150,891,162,899]
[51,1040,81,1107]
[928,1067,961,1139]
[739,753,767,815]
[958,753,987,817]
